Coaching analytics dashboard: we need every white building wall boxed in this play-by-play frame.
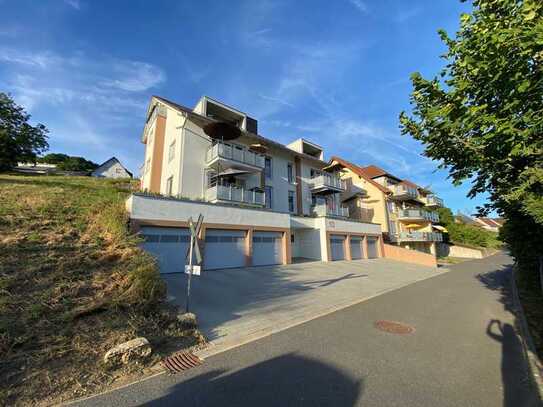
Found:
[265,147,298,213]
[93,161,130,178]
[179,124,210,199]
[160,108,185,195]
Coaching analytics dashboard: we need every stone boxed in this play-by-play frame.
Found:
[104,337,152,365]
[177,312,197,329]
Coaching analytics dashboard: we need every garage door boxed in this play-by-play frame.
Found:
[330,235,345,261]
[204,229,246,270]
[253,231,283,266]
[350,236,363,260]
[367,237,379,259]
[140,227,190,274]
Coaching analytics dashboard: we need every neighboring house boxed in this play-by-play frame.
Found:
[455,213,479,226]
[474,217,502,232]
[92,157,132,179]
[131,95,384,273]
[329,157,444,255]
[15,162,58,175]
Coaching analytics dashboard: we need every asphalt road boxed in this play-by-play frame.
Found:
[75,253,541,407]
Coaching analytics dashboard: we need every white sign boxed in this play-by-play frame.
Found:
[185,265,201,276]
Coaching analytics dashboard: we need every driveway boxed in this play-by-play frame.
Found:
[163,258,446,356]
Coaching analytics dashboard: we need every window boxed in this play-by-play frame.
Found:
[145,158,151,174]
[288,191,295,213]
[166,176,173,196]
[264,157,272,179]
[168,140,176,162]
[287,163,294,183]
[264,186,273,209]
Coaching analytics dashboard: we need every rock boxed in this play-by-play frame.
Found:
[177,312,197,329]
[104,337,152,365]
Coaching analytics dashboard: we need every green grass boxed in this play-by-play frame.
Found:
[0,175,203,406]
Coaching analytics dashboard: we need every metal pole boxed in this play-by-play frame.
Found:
[186,233,194,313]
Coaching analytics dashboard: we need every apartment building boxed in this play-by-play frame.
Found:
[329,157,444,255]
[129,95,383,273]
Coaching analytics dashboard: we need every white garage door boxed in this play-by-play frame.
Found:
[330,235,346,261]
[253,231,283,266]
[367,237,379,259]
[140,226,190,274]
[204,229,246,270]
[350,236,363,260]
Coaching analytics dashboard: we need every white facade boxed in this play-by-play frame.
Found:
[92,158,132,179]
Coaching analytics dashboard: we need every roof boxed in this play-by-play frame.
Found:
[329,156,391,194]
[151,95,328,165]
[476,217,502,228]
[360,165,387,178]
[94,157,133,177]
[400,179,419,189]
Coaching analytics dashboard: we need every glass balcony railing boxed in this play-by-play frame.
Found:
[205,185,265,206]
[425,195,444,208]
[389,231,443,242]
[206,142,265,169]
[391,185,419,199]
[397,209,439,223]
[309,174,346,191]
[311,204,349,218]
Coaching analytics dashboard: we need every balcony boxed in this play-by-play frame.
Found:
[205,185,265,206]
[389,231,443,243]
[397,209,439,223]
[312,204,349,218]
[309,174,346,194]
[391,185,419,201]
[206,142,265,172]
[425,195,444,208]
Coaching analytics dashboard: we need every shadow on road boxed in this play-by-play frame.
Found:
[477,261,541,407]
[146,353,363,407]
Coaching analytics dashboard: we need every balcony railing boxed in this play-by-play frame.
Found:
[425,195,444,208]
[206,142,265,169]
[309,174,346,192]
[390,231,443,242]
[312,204,349,218]
[206,185,265,206]
[391,185,419,199]
[397,209,439,223]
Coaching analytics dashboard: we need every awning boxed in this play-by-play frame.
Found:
[249,143,268,154]
[405,224,424,229]
[432,225,448,232]
[217,168,250,177]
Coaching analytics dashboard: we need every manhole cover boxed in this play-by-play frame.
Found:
[161,351,203,374]
[374,320,415,335]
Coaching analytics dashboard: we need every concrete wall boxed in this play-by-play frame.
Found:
[436,243,498,259]
[128,194,291,229]
[383,244,437,268]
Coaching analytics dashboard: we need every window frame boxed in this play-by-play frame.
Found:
[168,139,176,163]
[287,163,294,183]
[288,190,296,213]
[264,156,273,179]
[166,176,174,196]
[264,186,273,209]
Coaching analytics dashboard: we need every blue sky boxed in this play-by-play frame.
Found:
[0,0,487,214]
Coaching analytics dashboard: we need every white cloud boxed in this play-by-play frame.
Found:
[348,0,368,14]
[394,7,422,23]
[103,61,165,92]
[64,0,81,10]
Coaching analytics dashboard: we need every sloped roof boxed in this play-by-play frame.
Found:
[94,157,133,177]
[360,165,387,178]
[476,217,502,228]
[400,179,419,189]
[329,156,391,194]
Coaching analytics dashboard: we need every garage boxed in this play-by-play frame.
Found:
[252,231,283,266]
[140,226,191,274]
[367,237,379,259]
[204,229,247,270]
[350,236,364,260]
[330,234,346,261]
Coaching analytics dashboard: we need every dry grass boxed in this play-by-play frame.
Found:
[0,175,204,406]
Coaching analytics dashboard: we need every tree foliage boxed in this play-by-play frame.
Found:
[0,93,49,171]
[39,153,98,172]
[437,207,501,248]
[400,0,543,280]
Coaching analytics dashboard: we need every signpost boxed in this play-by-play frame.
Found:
[185,215,203,313]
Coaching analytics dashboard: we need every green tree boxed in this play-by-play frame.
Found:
[400,0,543,285]
[0,93,49,171]
[57,156,98,172]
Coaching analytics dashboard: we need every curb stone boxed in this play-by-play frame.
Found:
[510,265,543,402]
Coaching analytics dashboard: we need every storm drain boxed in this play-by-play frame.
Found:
[161,351,203,374]
[374,320,415,335]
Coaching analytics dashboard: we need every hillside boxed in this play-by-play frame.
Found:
[0,175,203,406]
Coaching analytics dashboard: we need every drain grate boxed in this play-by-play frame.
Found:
[161,351,203,374]
[374,320,415,335]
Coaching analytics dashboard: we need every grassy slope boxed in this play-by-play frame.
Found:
[0,175,202,406]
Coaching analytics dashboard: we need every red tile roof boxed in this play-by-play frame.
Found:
[329,157,391,194]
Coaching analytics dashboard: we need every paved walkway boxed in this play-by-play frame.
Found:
[163,259,445,356]
[74,253,541,407]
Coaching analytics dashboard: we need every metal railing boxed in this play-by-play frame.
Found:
[390,231,443,242]
[391,185,419,199]
[206,185,265,206]
[206,142,266,168]
[425,195,444,207]
[312,204,349,218]
[309,174,346,191]
[397,209,439,223]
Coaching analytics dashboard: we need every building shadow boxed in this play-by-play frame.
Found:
[476,259,542,407]
[146,353,363,407]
